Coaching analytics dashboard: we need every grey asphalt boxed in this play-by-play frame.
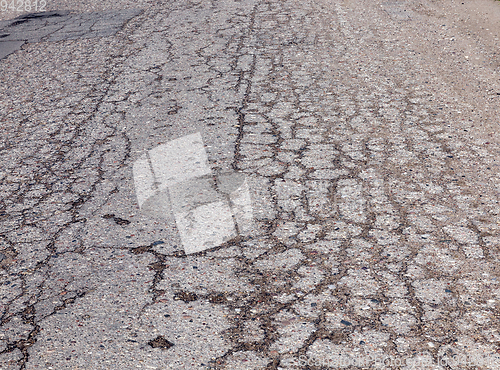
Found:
[1,0,500,369]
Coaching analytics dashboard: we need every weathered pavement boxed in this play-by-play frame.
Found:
[1,0,500,369]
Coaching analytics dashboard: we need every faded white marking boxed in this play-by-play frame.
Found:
[133,133,253,254]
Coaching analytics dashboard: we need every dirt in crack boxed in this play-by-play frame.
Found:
[102,214,131,226]
[148,336,175,349]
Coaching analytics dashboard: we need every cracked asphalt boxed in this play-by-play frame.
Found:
[2,0,500,369]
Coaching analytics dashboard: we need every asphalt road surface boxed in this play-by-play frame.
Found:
[1,0,500,369]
